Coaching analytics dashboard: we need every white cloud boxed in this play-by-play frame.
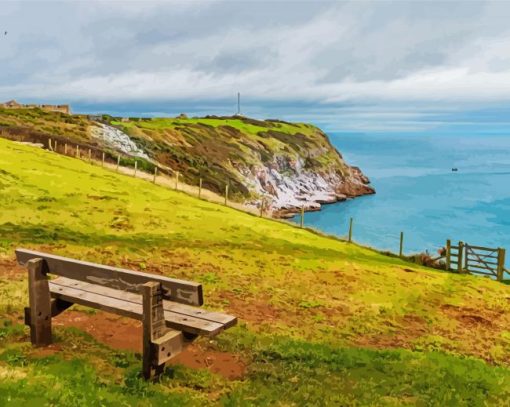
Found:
[2,1,510,131]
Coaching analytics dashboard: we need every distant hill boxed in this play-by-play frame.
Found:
[0,107,374,215]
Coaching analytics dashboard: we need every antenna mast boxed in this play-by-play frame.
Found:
[237,92,241,115]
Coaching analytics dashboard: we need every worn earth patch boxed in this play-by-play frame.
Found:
[0,257,24,278]
[52,310,246,380]
[353,314,429,349]
[218,292,282,325]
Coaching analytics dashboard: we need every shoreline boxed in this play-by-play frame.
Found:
[271,187,376,219]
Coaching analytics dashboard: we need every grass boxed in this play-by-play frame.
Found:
[223,333,510,406]
[1,137,510,405]
[1,323,510,406]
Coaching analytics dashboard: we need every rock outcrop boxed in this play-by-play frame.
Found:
[238,148,373,216]
[90,124,149,159]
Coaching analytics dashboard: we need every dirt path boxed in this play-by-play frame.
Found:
[53,311,246,380]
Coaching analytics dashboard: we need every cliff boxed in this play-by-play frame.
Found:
[106,116,374,214]
[0,107,374,214]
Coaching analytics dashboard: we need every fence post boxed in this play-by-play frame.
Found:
[399,232,404,257]
[198,178,202,199]
[116,155,120,172]
[457,241,464,273]
[497,248,506,282]
[102,152,105,167]
[153,167,157,184]
[300,206,304,228]
[64,143,67,155]
[88,149,92,163]
[445,239,451,270]
[48,138,52,151]
[134,160,137,177]
[225,184,229,206]
[54,140,58,152]
[175,171,179,190]
[348,217,353,243]
[76,145,80,158]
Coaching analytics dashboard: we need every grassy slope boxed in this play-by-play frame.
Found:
[1,138,510,405]
[0,107,90,143]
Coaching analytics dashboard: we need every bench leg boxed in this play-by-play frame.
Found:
[27,258,52,346]
[142,282,183,380]
[142,281,165,380]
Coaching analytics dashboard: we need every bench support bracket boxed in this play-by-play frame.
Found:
[24,298,74,326]
[142,282,183,380]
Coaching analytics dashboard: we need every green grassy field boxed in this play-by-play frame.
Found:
[1,137,510,405]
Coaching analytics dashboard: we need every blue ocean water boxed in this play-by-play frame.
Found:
[291,132,510,258]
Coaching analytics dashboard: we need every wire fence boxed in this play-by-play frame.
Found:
[293,210,510,282]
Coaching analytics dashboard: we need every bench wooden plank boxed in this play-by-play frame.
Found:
[16,249,203,306]
[51,277,237,329]
[48,282,224,336]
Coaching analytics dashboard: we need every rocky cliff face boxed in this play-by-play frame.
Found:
[233,138,373,216]
[241,160,373,216]
[106,116,374,215]
[90,123,149,159]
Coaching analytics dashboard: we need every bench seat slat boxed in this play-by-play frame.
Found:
[49,282,225,336]
[51,277,237,329]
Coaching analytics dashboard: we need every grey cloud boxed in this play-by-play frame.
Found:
[2,0,510,131]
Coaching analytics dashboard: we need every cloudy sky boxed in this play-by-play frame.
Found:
[2,0,510,132]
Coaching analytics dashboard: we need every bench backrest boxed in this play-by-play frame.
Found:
[15,248,203,306]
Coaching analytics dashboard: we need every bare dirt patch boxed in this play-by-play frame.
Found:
[353,314,429,349]
[52,310,246,380]
[171,345,246,380]
[440,304,499,329]
[218,292,281,325]
[434,303,510,363]
[0,257,24,278]
[53,311,143,351]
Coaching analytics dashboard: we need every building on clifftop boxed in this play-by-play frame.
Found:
[0,100,71,114]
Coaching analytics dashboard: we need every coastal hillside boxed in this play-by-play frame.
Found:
[0,107,374,214]
[1,138,510,405]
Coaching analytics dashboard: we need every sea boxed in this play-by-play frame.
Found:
[290,132,510,263]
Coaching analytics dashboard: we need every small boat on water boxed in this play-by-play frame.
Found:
[452,168,458,172]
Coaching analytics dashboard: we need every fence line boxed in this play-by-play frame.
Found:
[38,138,265,217]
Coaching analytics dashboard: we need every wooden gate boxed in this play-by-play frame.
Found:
[445,240,506,281]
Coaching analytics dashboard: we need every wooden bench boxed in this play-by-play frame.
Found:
[15,248,237,380]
